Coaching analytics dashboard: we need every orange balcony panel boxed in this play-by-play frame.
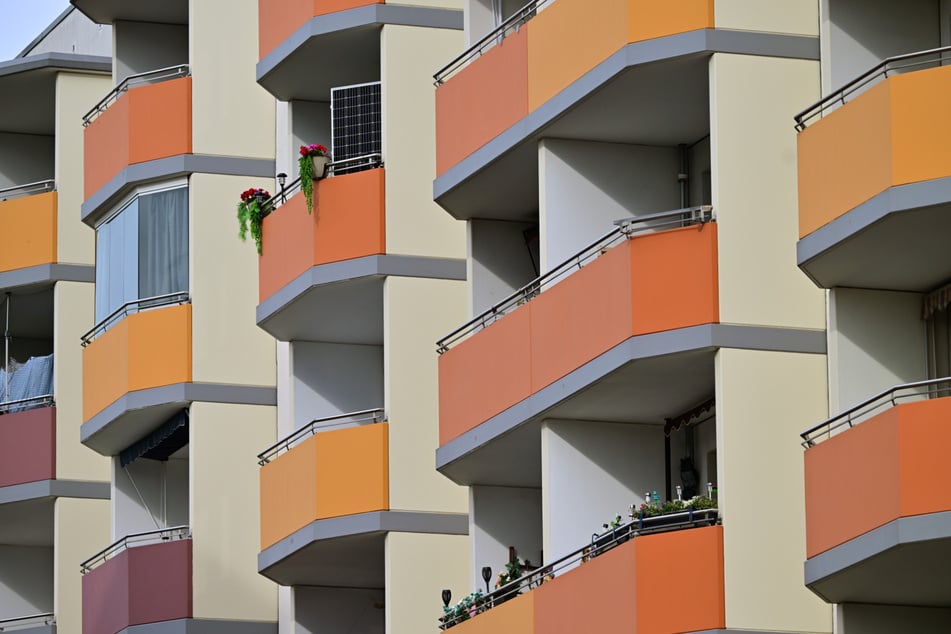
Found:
[260,422,389,549]
[439,224,718,445]
[84,77,192,197]
[435,28,528,177]
[0,192,57,274]
[798,65,951,238]
[452,592,534,634]
[259,0,383,59]
[804,397,951,558]
[258,168,386,302]
[82,305,192,422]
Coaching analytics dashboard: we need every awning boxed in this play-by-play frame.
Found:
[664,397,715,436]
[119,409,188,467]
[923,281,951,320]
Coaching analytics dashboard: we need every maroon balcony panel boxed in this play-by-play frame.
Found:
[83,539,192,634]
[0,407,55,487]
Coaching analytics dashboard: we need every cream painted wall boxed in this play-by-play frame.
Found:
[188,174,276,386]
[189,401,277,623]
[276,341,293,439]
[54,497,110,634]
[53,282,109,481]
[715,0,818,36]
[0,546,53,618]
[56,72,111,266]
[715,348,830,633]
[538,138,681,272]
[384,276,467,513]
[189,0,275,159]
[828,288,927,414]
[710,54,825,330]
[381,25,466,259]
[385,532,469,634]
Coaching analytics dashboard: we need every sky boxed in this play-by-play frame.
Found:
[0,0,72,61]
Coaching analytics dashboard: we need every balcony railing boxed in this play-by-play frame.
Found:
[436,206,714,354]
[265,153,384,212]
[434,0,551,86]
[82,64,191,127]
[257,408,385,465]
[80,525,191,575]
[81,292,191,347]
[0,614,55,632]
[439,508,719,629]
[0,180,55,203]
[794,46,951,131]
[800,377,951,447]
[0,394,54,415]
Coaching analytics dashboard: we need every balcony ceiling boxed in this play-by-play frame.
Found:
[436,54,711,222]
[260,532,384,588]
[1,286,54,344]
[70,0,188,25]
[0,66,61,136]
[441,348,716,487]
[0,498,54,546]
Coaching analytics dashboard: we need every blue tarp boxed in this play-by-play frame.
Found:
[0,353,54,413]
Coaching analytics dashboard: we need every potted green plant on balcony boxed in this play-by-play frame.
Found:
[299,143,331,214]
[236,187,271,255]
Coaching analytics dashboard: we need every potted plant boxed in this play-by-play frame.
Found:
[635,494,718,531]
[440,591,485,629]
[299,143,331,214]
[236,187,271,255]
[590,513,631,555]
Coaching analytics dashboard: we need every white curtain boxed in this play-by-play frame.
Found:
[139,188,188,300]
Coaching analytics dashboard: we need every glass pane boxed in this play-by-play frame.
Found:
[138,188,188,301]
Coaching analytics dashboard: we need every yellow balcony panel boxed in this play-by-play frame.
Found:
[802,384,951,606]
[797,62,951,291]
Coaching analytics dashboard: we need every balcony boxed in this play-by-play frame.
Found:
[83,66,192,203]
[0,404,55,489]
[795,47,951,291]
[258,410,390,586]
[434,0,718,219]
[441,522,724,633]
[81,294,192,454]
[0,183,59,288]
[0,615,55,634]
[256,0,460,101]
[801,379,951,606]
[437,209,718,483]
[81,527,192,634]
[256,164,391,342]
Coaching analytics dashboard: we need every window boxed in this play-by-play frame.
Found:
[95,186,188,323]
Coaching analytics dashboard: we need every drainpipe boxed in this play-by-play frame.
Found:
[678,144,689,208]
[3,293,9,403]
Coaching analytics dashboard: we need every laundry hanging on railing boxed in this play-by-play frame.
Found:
[0,353,54,413]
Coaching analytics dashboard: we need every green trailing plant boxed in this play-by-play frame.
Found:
[442,591,484,626]
[236,187,271,255]
[637,494,716,518]
[299,143,330,214]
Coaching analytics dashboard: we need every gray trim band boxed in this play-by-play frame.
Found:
[256,254,467,325]
[434,28,819,206]
[4,626,54,634]
[436,323,826,468]
[82,155,277,226]
[257,5,463,84]
[119,619,277,634]
[0,264,95,291]
[258,510,468,573]
[81,383,278,447]
[804,511,951,590]
[798,176,951,274]
[0,52,111,77]
[0,479,110,505]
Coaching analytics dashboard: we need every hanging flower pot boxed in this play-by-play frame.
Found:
[299,143,331,214]
[311,155,329,179]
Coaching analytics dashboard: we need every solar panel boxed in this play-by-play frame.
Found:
[331,81,382,175]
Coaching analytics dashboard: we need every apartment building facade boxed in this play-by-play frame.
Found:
[0,9,112,634]
[797,1,951,632]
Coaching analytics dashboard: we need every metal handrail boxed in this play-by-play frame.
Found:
[258,408,386,465]
[0,394,54,415]
[80,525,191,574]
[83,64,191,126]
[436,206,715,354]
[264,153,384,211]
[794,45,951,131]
[0,180,55,202]
[0,614,55,631]
[439,507,719,629]
[800,377,951,448]
[433,0,552,86]
[81,292,190,347]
